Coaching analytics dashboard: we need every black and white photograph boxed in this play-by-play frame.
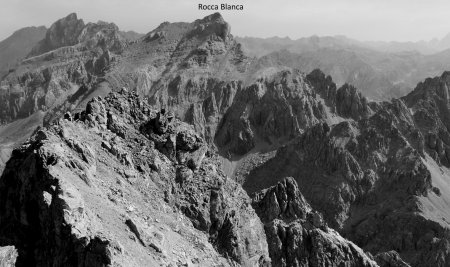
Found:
[0,0,449,266]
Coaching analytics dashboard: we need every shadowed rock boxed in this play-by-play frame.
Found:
[252,177,378,267]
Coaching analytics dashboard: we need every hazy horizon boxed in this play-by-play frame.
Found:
[1,0,450,43]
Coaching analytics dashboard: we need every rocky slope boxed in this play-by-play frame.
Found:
[0,89,270,266]
[215,69,342,157]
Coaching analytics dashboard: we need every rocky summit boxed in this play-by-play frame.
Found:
[1,11,450,267]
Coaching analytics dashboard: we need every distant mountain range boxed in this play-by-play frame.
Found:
[365,33,450,54]
[237,35,450,100]
[237,33,450,56]
[2,15,450,101]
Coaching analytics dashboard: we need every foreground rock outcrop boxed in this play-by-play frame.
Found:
[0,90,269,266]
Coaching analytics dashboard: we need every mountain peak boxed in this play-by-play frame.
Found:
[196,12,225,24]
[28,13,85,56]
[404,71,450,104]
[27,13,129,58]
[193,12,230,41]
[64,12,78,20]
[441,70,450,81]
[50,12,84,30]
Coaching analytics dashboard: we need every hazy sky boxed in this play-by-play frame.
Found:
[1,0,450,42]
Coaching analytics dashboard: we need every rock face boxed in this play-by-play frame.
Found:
[243,71,450,266]
[403,71,450,167]
[252,178,378,267]
[307,69,373,120]
[252,177,312,223]
[335,83,372,120]
[216,70,327,156]
[139,109,207,170]
[0,59,90,124]
[215,69,375,157]
[0,89,269,266]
